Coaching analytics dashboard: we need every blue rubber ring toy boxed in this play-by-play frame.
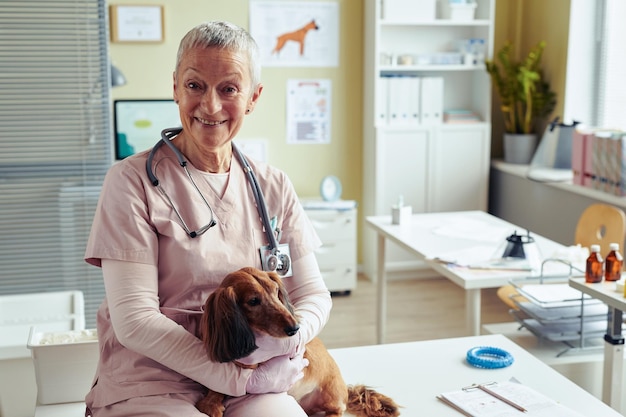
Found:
[466,346,514,369]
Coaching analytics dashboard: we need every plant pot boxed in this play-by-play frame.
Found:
[503,133,538,164]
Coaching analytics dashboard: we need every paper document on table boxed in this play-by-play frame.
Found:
[431,218,510,243]
[433,246,496,266]
[432,246,532,271]
[517,284,591,304]
[437,380,585,417]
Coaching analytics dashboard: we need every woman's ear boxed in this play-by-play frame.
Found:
[246,83,263,114]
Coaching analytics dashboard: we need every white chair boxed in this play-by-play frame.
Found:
[0,291,84,417]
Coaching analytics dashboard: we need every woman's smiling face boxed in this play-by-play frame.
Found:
[173,46,262,152]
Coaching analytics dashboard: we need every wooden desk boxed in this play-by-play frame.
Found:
[569,277,626,412]
[35,335,621,416]
[366,211,576,342]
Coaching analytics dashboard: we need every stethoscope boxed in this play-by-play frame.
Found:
[146,127,292,276]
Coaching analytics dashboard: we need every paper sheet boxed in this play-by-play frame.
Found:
[438,380,585,417]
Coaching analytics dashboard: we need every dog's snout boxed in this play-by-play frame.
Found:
[285,324,300,337]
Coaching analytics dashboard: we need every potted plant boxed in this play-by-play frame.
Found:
[485,41,557,164]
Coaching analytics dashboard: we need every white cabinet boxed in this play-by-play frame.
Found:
[362,0,494,278]
[303,205,357,294]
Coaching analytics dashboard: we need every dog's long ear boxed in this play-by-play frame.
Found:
[268,271,296,316]
[202,287,257,362]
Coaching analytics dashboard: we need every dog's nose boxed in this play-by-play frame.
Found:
[285,324,300,336]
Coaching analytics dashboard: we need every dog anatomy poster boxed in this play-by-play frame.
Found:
[249,1,339,67]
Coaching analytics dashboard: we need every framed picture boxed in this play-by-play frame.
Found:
[110,5,164,43]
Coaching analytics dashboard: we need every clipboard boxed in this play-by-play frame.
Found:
[437,380,585,417]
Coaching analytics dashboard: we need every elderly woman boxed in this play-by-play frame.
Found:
[84,21,331,416]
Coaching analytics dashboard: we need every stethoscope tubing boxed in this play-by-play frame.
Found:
[146,127,279,253]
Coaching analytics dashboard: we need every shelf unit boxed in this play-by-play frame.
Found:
[362,0,495,278]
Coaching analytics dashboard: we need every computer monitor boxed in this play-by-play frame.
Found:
[113,99,181,160]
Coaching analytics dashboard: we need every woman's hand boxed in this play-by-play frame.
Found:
[237,332,301,366]
[245,350,309,394]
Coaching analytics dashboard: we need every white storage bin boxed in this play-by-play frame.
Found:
[382,0,437,22]
[27,328,98,405]
[450,3,477,20]
[0,291,85,417]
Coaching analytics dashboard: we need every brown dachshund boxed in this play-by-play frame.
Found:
[197,267,400,417]
[272,20,319,56]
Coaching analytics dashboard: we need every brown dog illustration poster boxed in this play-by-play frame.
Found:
[249,1,339,67]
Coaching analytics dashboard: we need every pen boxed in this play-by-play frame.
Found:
[477,384,528,413]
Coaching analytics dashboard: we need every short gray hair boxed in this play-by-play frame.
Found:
[175,21,261,89]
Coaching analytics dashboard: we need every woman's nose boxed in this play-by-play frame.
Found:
[201,89,222,114]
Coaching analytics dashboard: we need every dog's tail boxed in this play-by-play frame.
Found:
[346,384,401,417]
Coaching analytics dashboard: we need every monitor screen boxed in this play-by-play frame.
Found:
[113,99,181,160]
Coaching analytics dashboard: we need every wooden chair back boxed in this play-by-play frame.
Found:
[574,203,626,254]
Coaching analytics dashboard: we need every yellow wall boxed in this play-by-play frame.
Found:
[490,0,570,157]
[108,0,363,201]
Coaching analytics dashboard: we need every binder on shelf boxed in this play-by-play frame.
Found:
[406,76,421,126]
[420,76,444,125]
[387,75,420,127]
[375,76,390,126]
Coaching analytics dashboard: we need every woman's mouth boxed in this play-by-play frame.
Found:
[197,117,226,126]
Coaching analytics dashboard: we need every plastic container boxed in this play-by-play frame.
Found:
[450,3,477,21]
[605,242,623,282]
[27,327,98,404]
[585,244,603,283]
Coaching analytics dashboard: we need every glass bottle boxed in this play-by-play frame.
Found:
[605,243,623,282]
[585,244,603,283]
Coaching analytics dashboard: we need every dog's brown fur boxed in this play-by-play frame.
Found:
[272,20,319,56]
[197,267,400,417]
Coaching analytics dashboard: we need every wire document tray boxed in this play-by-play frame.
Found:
[507,259,612,356]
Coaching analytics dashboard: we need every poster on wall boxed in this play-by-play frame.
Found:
[249,1,339,67]
[286,79,331,144]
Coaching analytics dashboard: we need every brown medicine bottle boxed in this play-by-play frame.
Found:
[605,243,623,282]
[585,244,603,283]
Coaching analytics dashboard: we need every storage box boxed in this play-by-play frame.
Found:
[382,0,437,22]
[27,327,98,404]
[450,3,477,20]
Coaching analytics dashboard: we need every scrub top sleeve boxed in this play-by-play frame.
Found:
[85,158,159,267]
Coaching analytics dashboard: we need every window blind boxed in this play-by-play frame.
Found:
[564,0,626,129]
[0,0,111,328]
[596,0,626,130]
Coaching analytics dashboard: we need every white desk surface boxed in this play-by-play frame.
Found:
[366,210,577,289]
[330,334,620,416]
[35,334,620,417]
[569,277,626,310]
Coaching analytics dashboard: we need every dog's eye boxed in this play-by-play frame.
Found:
[247,297,261,306]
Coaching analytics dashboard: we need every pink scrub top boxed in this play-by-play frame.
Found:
[84,139,322,407]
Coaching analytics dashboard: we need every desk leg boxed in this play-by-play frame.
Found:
[466,289,481,336]
[602,306,624,411]
[376,233,386,344]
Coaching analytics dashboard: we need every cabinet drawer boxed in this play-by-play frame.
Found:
[319,265,357,292]
[306,209,356,242]
[314,241,356,267]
